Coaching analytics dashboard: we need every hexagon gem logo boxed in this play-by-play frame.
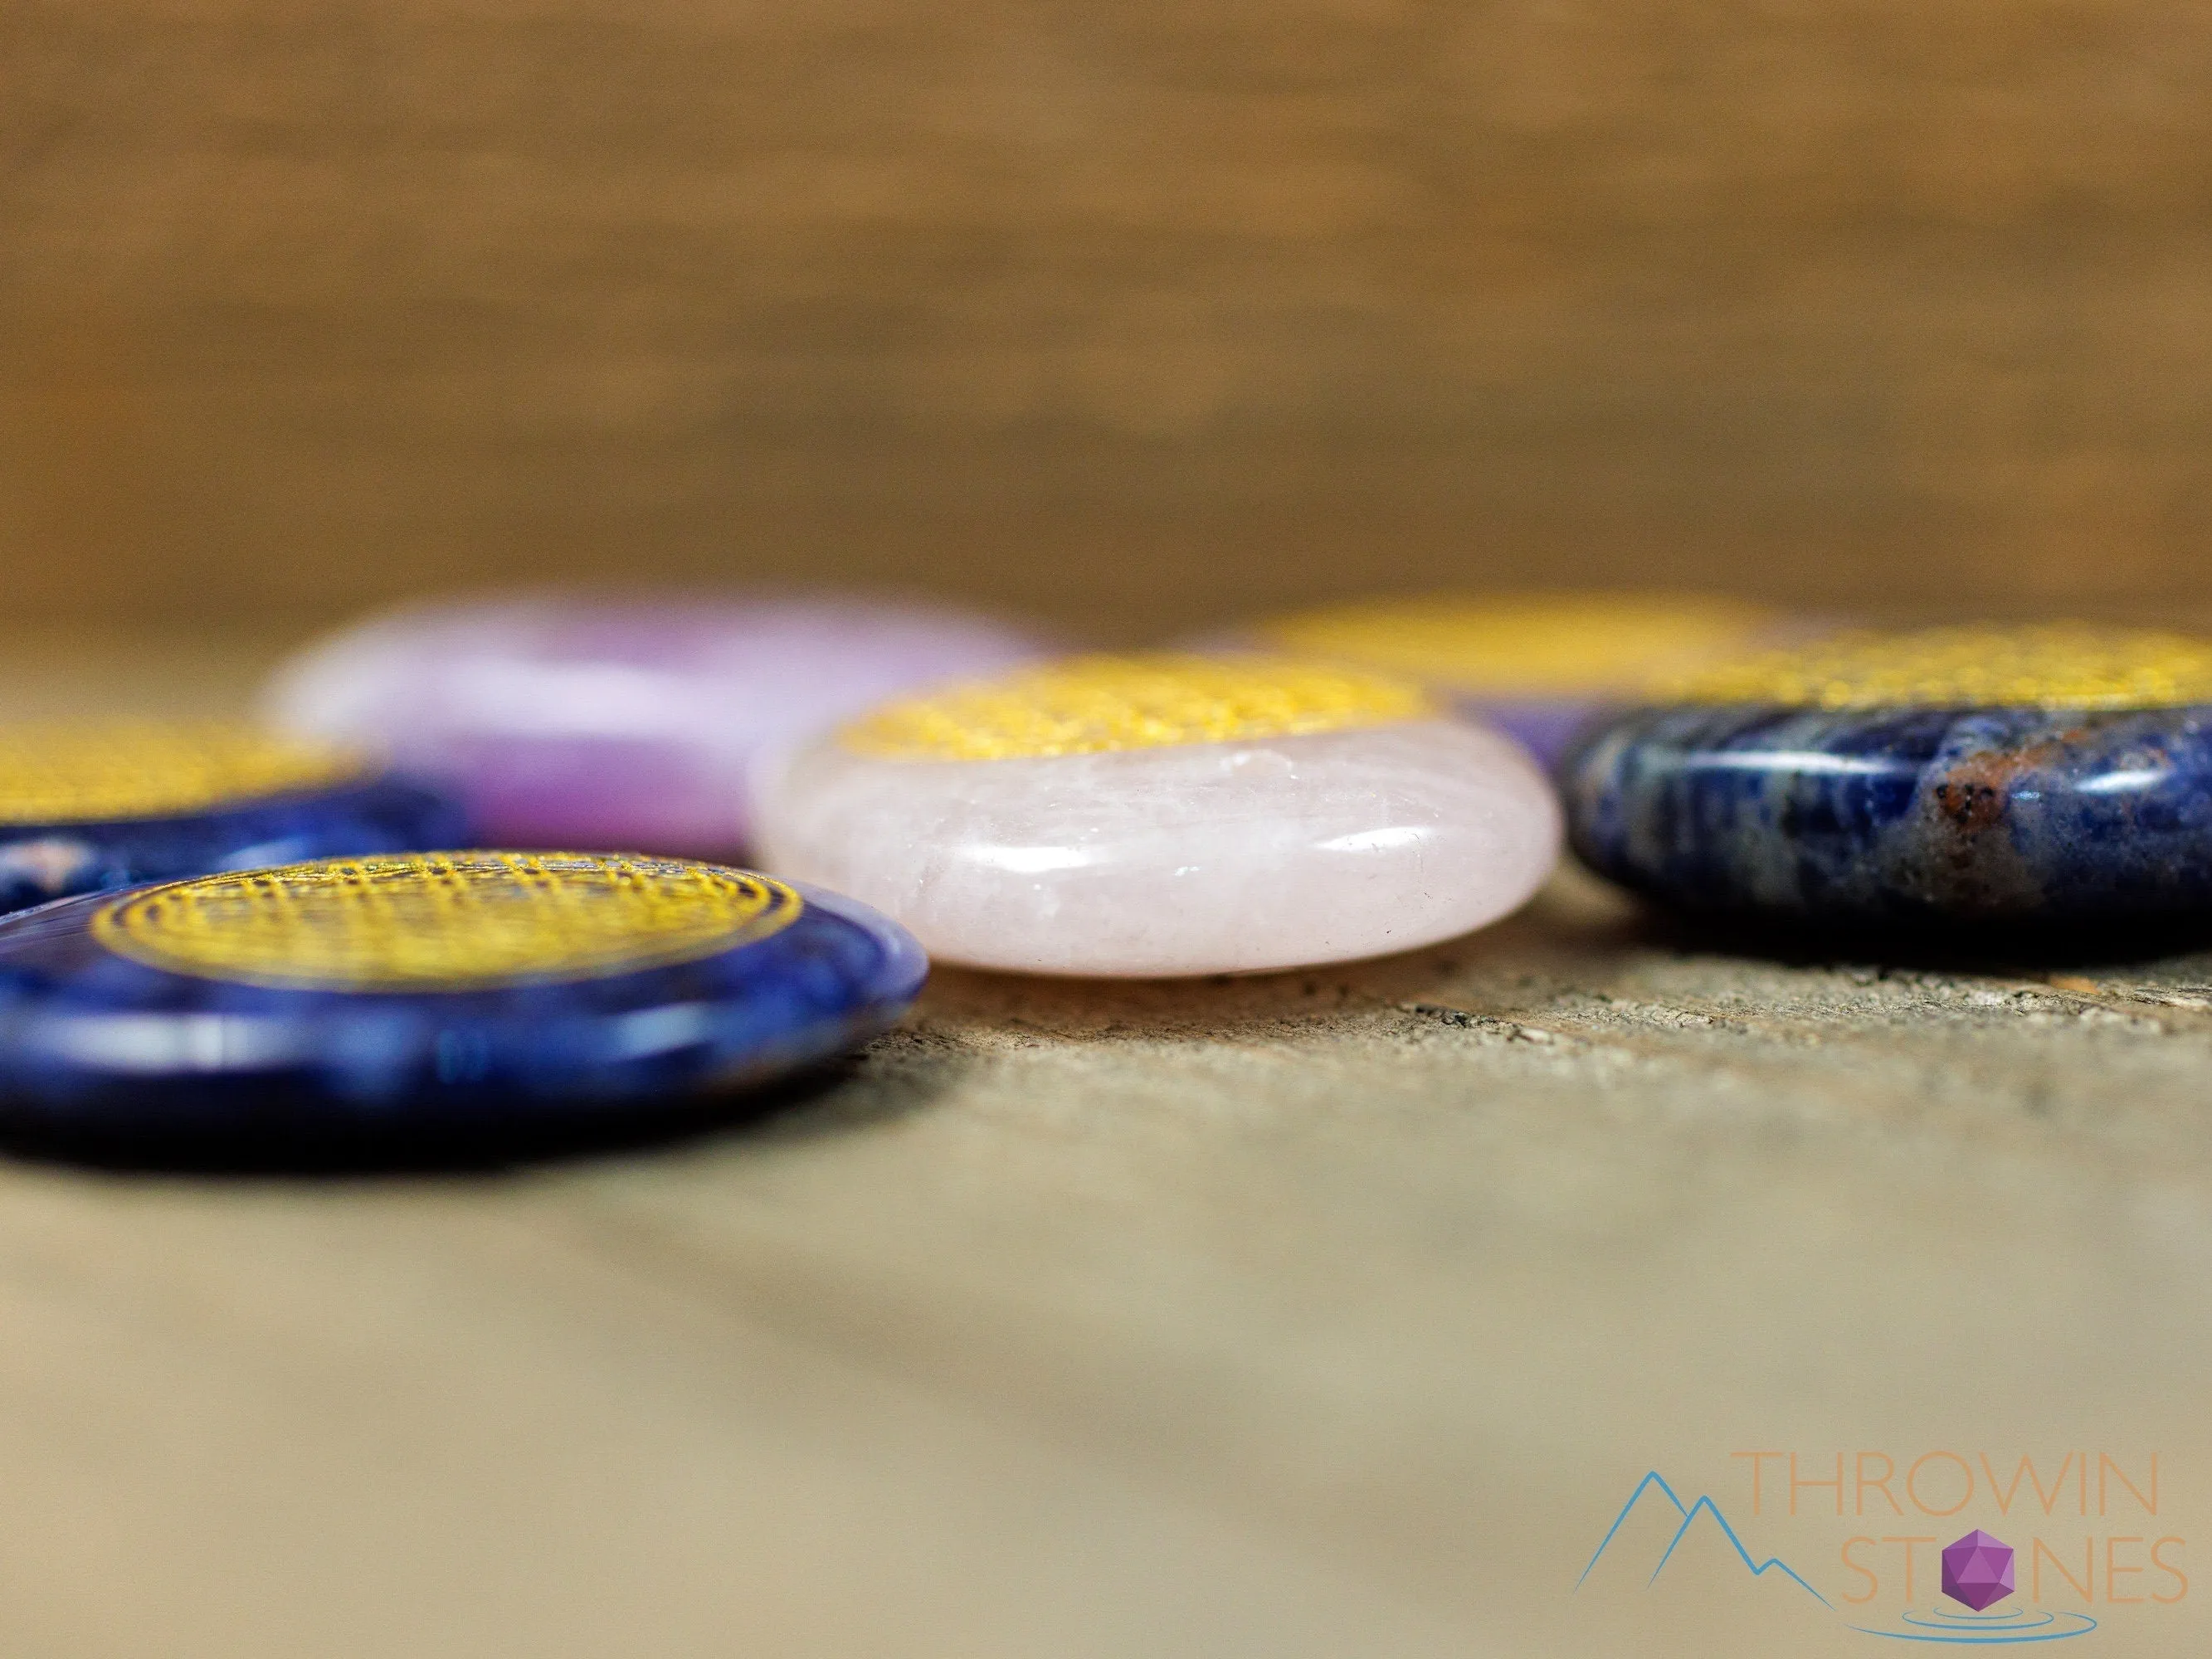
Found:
[1942,1530,2017,1612]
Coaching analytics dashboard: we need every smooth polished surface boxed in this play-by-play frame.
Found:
[762,718,1561,976]
[0,854,924,1146]
[266,595,1048,857]
[0,722,463,917]
[1569,703,2212,926]
[1568,625,2212,926]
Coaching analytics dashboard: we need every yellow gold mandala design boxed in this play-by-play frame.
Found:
[0,722,369,825]
[838,654,1435,761]
[91,852,803,991]
[1667,624,2212,710]
[1255,596,1780,697]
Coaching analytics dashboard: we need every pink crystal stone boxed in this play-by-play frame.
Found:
[264,594,1050,858]
[754,654,1562,977]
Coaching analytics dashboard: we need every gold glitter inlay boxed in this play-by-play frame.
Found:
[0,722,369,825]
[838,654,1435,761]
[91,853,803,991]
[1255,596,1781,697]
[1666,624,2212,710]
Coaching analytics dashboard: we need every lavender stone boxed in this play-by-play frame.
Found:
[266,595,1049,858]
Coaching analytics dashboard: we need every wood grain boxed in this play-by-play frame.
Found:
[4,2,2212,635]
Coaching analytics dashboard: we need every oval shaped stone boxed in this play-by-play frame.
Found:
[1565,623,2212,925]
[757,654,1561,976]
[0,722,462,917]
[0,851,924,1149]
[265,593,1050,857]
[1240,593,1800,766]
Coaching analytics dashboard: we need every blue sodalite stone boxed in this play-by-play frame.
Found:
[0,777,467,917]
[0,881,924,1146]
[1563,703,2212,925]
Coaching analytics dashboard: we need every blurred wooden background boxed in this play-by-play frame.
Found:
[4,0,2211,638]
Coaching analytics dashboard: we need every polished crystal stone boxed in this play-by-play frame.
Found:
[1941,1530,2015,1612]
[1566,624,2212,926]
[756,654,1561,976]
[265,593,1049,857]
[0,851,924,1149]
[0,722,462,917]
[1238,594,1797,766]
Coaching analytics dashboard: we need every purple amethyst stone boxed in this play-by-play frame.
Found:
[265,593,1050,858]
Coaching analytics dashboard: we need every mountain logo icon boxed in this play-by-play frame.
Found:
[1576,1471,1832,1608]
[1581,1472,2105,1644]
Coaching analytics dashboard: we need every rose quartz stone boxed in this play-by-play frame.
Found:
[756,718,1562,977]
[263,595,1049,857]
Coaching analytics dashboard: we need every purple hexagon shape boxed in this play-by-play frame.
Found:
[1942,1530,2016,1611]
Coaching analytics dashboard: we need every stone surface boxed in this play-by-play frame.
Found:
[265,594,1049,857]
[1566,625,2212,927]
[0,722,462,917]
[1940,1530,2016,1612]
[0,852,924,1149]
[760,713,1561,976]
[1567,703,2212,926]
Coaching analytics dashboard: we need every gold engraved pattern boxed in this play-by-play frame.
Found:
[1668,624,2212,710]
[91,853,804,991]
[0,722,368,825]
[1256,596,1779,696]
[838,654,1435,761]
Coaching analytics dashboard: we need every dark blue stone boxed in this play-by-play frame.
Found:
[0,777,467,916]
[1563,703,2212,925]
[0,880,925,1147]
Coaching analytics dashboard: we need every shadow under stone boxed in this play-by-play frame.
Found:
[0,1038,968,1181]
[1631,903,2212,978]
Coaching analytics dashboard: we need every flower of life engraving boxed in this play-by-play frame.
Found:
[90,853,804,991]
